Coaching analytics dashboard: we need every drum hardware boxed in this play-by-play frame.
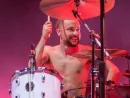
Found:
[72,2,111,98]
[41,74,46,83]
[15,70,20,74]
[41,92,45,98]
[15,94,20,98]
[28,44,36,97]
[25,81,35,92]
[9,89,12,94]
[71,1,111,97]
[60,81,64,90]
[15,77,20,86]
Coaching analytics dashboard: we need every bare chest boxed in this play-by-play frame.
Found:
[49,53,87,75]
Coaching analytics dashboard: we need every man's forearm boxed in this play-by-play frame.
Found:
[35,37,47,66]
[105,60,120,83]
[106,67,120,83]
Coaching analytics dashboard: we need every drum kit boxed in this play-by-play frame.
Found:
[9,0,130,98]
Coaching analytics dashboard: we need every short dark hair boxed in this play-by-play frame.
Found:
[55,20,64,29]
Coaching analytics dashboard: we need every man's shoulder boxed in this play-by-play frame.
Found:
[44,45,59,51]
[44,45,52,50]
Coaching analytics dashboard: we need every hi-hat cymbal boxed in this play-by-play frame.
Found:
[40,0,115,20]
[71,49,129,59]
[107,84,130,98]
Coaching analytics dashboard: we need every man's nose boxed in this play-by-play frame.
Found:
[73,31,79,36]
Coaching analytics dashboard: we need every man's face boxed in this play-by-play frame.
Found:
[59,20,81,47]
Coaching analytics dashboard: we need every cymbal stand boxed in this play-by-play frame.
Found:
[126,60,130,84]
[72,0,109,98]
[126,45,130,84]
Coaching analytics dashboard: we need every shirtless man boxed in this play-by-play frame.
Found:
[35,20,120,98]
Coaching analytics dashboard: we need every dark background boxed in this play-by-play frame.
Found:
[0,0,130,97]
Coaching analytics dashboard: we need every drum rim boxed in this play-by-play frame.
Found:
[10,67,62,82]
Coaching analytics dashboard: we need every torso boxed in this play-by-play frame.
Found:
[44,44,92,98]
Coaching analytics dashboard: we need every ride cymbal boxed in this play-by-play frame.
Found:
[71,48,129,59]
[40,0,115,20]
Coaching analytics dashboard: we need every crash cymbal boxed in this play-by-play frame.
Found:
[71,48,129,59]
[40,0,115,20]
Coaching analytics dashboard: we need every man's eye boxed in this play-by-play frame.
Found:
[68,28,75,32]
[70,28,75,32]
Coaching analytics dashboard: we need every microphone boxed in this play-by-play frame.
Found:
[30,43,35,55]
[29,43,36,72]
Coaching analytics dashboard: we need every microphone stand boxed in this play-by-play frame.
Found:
[72,0,109,98]
[28,43,36,97]
[29,43,36,73]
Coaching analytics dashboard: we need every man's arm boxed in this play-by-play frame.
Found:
[35,21,52,66]
[105,59,120,83]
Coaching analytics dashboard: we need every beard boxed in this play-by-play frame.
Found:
[65,36,79,47]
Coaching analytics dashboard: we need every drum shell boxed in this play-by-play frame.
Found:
[10,67,62,98]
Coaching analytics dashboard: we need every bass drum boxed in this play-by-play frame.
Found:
[9,67,62,98]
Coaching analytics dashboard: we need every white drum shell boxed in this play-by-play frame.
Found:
[10,67,61,98]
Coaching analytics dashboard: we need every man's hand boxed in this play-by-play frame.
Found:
[42,21,52,39]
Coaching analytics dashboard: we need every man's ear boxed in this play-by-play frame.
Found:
[56,29,61,36]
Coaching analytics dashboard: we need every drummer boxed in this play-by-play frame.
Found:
[34,19,120,98]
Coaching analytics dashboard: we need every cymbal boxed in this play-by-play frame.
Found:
[71,49,129,59]
[107,84,130,98]
[122,72,130,78]
[40,0,115,20]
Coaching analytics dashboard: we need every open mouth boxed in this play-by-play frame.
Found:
[71,38,79,42]
[70,36,79,40]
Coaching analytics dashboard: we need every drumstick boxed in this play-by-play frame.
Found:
[47,15,50,22]
[47,15,51,37]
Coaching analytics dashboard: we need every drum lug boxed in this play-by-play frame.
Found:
[41,92,45,98]
[15,70,20,74]
[15,94,20,98]
[8,89,12,94]
[61,81,64,90]
[42,75,45,82]
[24,68,28,72]
[15,78,20,86]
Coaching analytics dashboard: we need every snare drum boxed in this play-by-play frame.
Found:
[9,67,62,98]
